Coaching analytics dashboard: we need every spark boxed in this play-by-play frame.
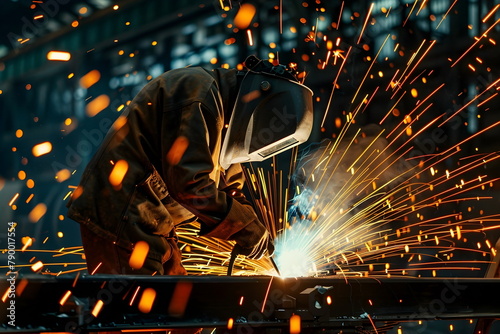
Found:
[416,0,427,16]
[47,51,71,61]
[391,40,436,99]
[357,3,374,44]
[286,315,301,334]
[167,136,190,165]
[128,286,141,306]
[243,29,253,46]
[86,94,110,117]
[129,240,149,269]
[29,203,47,223]
[138,288,156,313]
[379,91,406,125]
[482,4,500,23]
[31,261,44,272]
[32,141,53,157]
[351,34,391,104]
[322,46,352,127]
[59,290,72,306]
[436,0,458,30]
[79,70,101,89]
[403,0,420,27]
[108,159,129,190]
[8,193,19,206]
[92,300,104,317]
[451,18,500,67]
[233,3,256,29]
[336,2,344,30]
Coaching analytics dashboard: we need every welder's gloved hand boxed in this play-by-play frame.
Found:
[231,220,274,260]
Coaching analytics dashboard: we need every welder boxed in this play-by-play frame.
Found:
[66,55,313,275]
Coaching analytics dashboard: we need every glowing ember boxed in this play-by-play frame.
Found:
[233,3,256,29]
[29,203,47,223]
[86,94,110,117]
[91,300,104,317]
[109,160,129,190]
[59,290,72,306]
[31,261,44,272]
[290,314,301,334]
[32,142,52,157]
[166,136,189,165]
[138,288,156,313]
[79,70,101,89]
[129,240,150,269]
[47,51,71,61]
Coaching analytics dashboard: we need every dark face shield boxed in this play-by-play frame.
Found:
[220,71,313,170]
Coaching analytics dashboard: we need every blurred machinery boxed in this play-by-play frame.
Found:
[1,274,500,333]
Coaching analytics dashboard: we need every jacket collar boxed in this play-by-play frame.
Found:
[210,68,240,121]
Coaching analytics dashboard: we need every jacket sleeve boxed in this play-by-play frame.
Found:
[162,97,258,240]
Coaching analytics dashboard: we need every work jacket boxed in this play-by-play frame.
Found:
[66,67,259,273]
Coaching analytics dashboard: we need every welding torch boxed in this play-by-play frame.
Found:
[227,244,281,276]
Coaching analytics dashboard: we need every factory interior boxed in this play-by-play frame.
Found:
[1,0,500,333]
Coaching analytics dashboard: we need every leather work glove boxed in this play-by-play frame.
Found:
[231,219,275,260]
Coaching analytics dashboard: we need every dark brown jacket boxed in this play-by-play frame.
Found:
[67,67,259,273]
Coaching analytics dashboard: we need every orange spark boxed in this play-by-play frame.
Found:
[321,46,352,127]
[336,2,344,30]
[31,261,44,272]
[261,276,274,313]
[129,286,141,306]
[439,78,500,127]
[379,91,406,124]
[227,318,234,330]
[92,300,104,317]
[246,29,254,46]
[47,51,71,61]
[233,3,256,29]
[2,288,10,303]
[21,237,33,251]
[55,169,72,182]
[436,0,458,30]
[357,3,374,44]
[29,203,47,223]
[416,0,428,16]
[59,290,72,306]
[352,34,390,104]
[129,240,150,269]
[109,160,129,190]
[9,193,19,206]
[451,18,500,67]
[86,94,110,117]
[477,92,498,107]
[138,288,156,313]
[32,141,53,157]
[403,0,419,27]
[482,4,500,23]
[79,70,101,89]
[166,136,190,165]
[290,314,301,334]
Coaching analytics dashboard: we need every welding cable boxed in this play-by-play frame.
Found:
[227,246,238,276]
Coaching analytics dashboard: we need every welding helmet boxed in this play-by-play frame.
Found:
[220,56,314,170]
